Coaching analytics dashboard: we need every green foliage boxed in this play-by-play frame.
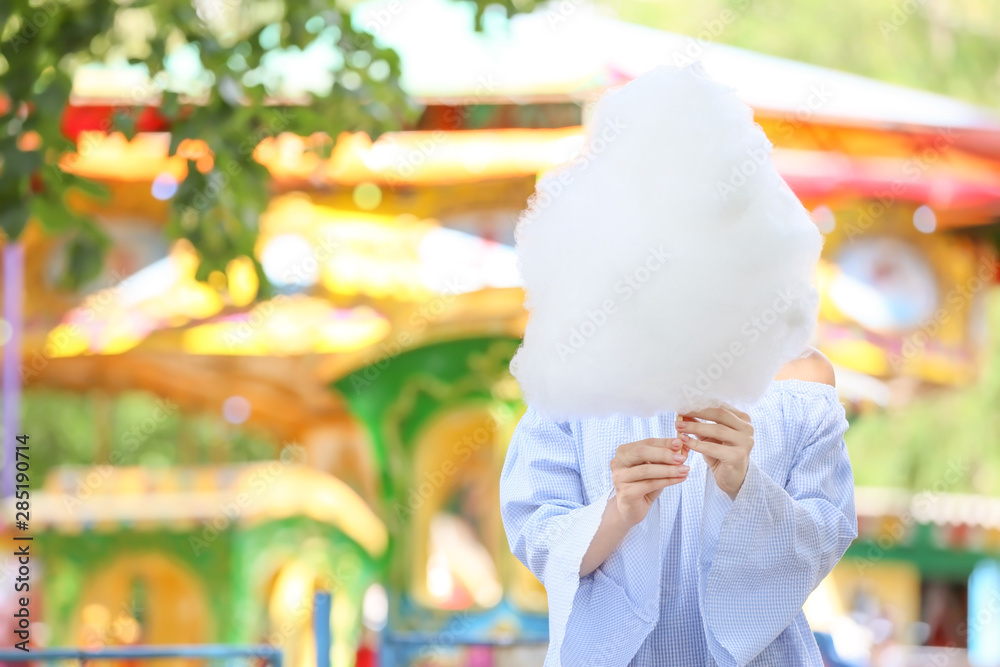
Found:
[458,0,538,29]
[606,0,1000,109]
[0,0,422,291]
[3,0,997,292]
[845,288,1000,495]
[0,0,535,291]
[22,388,281,487]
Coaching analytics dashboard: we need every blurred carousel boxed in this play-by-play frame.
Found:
[4,1,1000,665]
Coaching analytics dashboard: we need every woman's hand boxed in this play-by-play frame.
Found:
[579,438,689,577]
[609,437,690,526]
[676,406,754,500]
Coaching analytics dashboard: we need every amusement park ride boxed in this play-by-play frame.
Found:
[3,0,1000,664]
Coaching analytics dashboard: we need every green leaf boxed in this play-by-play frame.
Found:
[0,202,30,239]
[31,195,78,233]
[0,0,531,294]
[65,174,111,202]
[60,230,110,290]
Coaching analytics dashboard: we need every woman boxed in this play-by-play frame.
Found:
[499,346,856,666]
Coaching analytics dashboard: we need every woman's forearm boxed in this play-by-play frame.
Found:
[580,439,688,576]
[579,494,637,577]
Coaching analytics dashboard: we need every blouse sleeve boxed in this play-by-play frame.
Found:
[499,405,662,666]
[697,387,858,666]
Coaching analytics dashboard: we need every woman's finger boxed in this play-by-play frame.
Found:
[682,435,741,462]
[656,437,685,452]
[623,476,688,500]
[617,442,686,467]
[722,403,752,422]
[675,419,737,444]
[617,463,691,483]
[679,407,748,432]
[634,437,677,449]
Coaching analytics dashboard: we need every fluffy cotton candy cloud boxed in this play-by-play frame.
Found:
[510,63,824,420]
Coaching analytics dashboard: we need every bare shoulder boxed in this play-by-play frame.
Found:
[773,347,836,387]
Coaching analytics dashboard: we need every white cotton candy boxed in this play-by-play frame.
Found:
[510,63,823,420]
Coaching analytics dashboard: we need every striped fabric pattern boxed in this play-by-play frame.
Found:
[500,379,857,666]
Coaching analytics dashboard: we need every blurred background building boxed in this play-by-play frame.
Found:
[2,0,1000,665]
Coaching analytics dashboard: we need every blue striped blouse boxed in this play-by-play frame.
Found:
[499,379,857,666]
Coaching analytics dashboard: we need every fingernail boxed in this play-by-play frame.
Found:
[672,438,683,447]
[679,466,690,473]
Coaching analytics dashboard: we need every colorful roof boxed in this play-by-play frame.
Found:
[54,128,1000,227]
[6,463,388,556]
[71,0,1000,141]
[856,487,1000,530]
[353,0,1000,137]
[42,198,519,357]
[855,486,1000,553]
